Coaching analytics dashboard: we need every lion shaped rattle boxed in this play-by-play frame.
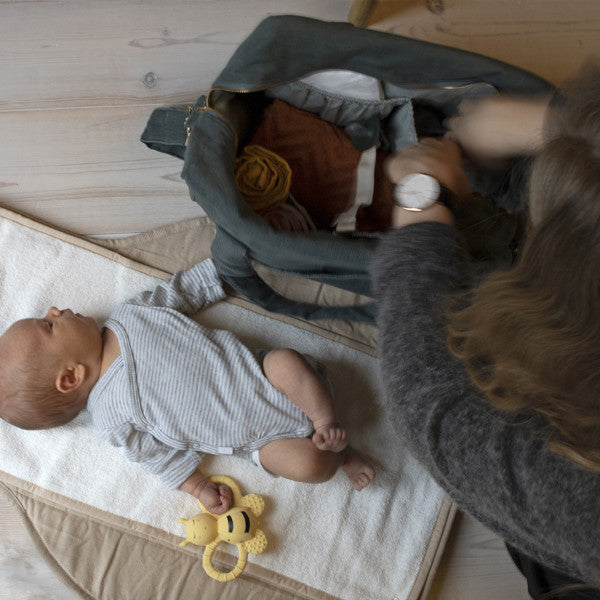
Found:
[177,475,268,582]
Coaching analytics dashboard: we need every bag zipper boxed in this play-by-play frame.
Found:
[184,79,488,146]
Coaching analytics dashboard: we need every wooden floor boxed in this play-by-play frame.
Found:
[2,0,599,235]
[2,0,600,598]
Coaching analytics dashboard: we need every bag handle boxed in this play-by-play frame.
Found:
[211,227,377,322]
[222,271,377,322]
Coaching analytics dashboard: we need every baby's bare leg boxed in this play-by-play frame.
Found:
[262,349,347,452]
[258,438,375,491]
[259,438,341,483]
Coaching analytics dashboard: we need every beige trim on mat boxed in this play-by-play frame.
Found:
[0,472,340,600]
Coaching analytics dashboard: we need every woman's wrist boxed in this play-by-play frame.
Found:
[391,202,454,228]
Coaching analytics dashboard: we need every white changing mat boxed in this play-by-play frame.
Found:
[0,208,452,600]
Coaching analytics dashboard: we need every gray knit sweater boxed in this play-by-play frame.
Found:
[371,222,600,584]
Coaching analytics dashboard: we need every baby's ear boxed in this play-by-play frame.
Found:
[55,364,85,394]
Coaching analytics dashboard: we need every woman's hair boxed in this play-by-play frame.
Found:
[447,63,600,471]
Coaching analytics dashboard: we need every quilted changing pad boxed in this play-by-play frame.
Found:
[0,206,454,600]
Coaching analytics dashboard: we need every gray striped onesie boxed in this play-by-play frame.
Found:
[86,259,312,489]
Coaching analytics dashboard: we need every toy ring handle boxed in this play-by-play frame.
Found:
[202,541,248,582]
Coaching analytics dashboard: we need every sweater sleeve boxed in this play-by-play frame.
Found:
[128,258,225,315]
[105,423,202,490]
[371,222,479,480]
[371,223,471,415]
[371,222,600,584]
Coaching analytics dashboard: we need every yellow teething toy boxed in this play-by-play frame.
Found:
[177,475,268,582]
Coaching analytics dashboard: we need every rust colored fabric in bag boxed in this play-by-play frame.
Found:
[249,100,362,230]
[356,150,395,232]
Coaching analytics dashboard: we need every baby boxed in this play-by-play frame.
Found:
[0,259,374,513]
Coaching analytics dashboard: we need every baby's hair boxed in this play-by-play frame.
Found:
[0,347,83,430]
[447,61,600,471]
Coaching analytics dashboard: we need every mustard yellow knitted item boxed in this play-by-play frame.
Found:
[235,145,292,211]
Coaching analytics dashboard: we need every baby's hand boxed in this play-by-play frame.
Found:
[180,471,233,514]
[196,481,233,514]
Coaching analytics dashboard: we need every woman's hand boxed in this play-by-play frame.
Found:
[445,96,551,161]
[384,138,472,200]
[180,470,233,514]
[384,138,470,229]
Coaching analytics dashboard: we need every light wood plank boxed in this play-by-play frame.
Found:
[0,106,203,234]
[0,0,352,111]
[366,0,600,86]
[0,0,354,235]
[427,512,529,600]
[0,495,80,600]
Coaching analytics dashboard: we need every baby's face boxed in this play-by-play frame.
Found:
[1,307,102,371]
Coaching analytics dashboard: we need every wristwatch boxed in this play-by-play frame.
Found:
[394,173,455,211]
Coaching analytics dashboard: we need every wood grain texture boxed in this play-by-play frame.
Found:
[0,497,80,600]
[0,107,203,233]
[0,0,352,111]
[426,512,529,600]
[0,0,352,235]
[365,0,600,86]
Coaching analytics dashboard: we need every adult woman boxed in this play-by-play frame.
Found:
[372,67,600,599]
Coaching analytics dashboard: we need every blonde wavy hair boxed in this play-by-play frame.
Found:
[447,64,600,471]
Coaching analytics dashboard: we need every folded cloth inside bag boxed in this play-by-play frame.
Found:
[235,144,292,211]
[249,99,362,229]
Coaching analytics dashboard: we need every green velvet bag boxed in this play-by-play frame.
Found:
[141,15,553,322]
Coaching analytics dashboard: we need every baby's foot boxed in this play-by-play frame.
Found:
[312,423,348,453]
[341,447,375,491]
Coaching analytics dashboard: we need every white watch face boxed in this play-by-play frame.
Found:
[394,173,441,210]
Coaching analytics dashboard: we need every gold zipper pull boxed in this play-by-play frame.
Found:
[183,106,193,147]
[184,105,207,146]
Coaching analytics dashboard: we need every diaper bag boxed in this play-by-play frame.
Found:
[141,15,554,322]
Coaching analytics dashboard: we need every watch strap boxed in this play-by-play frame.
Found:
[437,184,456,210]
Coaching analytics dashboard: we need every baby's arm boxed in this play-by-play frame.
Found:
[105,424,205,494]
[180,469,232,514]
[128,258,225,315]
[107,426,232,512]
